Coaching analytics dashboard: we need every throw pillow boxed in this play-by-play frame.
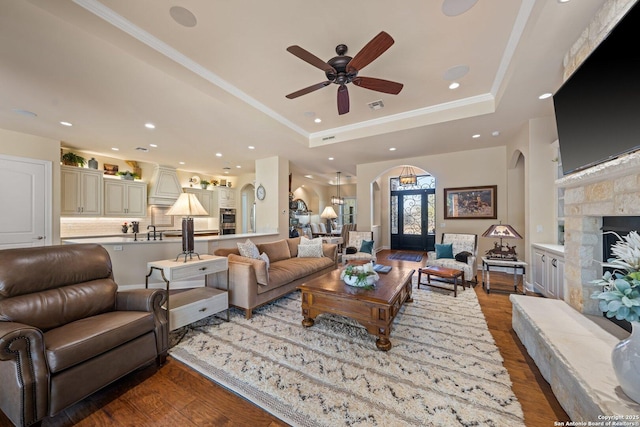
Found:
[259,252,270,269]
[359,240,374,254]
[455,251,472,263]
[258,239,291,263]
[435,243,454,259]
[345,246,357,254]
[297,244,324,258]
[300,236,323,246]
[237,239,260,259]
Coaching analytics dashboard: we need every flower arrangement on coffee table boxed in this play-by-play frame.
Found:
[340,263,379,289]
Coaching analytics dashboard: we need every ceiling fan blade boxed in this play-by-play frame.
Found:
[286,81,332,99]
[337,85,349,115]
[352,76,403,95]
[347,31,394,73]
[286,45,336,74]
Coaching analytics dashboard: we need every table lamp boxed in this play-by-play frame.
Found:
[320,206,338,233]
[482,222,522,261]
[166,192,209,262]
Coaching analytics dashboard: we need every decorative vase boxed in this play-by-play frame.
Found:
[201,183,208,189]
[88,157,98,169]
[612,321,640,403]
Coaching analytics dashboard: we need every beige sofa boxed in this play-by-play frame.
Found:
[213,237,337,318]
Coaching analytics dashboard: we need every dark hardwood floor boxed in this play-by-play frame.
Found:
[0,249,568,426]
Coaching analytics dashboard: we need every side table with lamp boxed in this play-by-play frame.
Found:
[146,191,229,332]
[481,222,527,294]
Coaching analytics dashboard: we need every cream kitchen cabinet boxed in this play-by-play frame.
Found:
[104,179,147,217]
[184,187,214,216]
[218,187,236,208]
[61,166,103,216]
[532,243,565,299]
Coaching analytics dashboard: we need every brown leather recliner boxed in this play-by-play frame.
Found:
[0,244,168,427]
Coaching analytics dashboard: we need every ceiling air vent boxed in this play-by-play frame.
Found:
[135,147,149,152]
[367,100,384,110]
[322,136,335,141]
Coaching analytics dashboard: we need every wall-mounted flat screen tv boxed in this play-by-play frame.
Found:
[553,2,640,176]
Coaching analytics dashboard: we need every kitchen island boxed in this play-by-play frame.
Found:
[62,232,279,289]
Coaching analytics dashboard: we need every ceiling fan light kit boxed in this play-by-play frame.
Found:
[286,31,403,115]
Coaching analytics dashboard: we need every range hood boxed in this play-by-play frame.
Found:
[148,165,182,206]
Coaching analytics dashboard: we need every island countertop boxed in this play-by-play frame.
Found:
[62,231,278,245]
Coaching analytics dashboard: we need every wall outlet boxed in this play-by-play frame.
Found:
[113,245,123,251]
[440,223,446,228]
[536,225,543,233]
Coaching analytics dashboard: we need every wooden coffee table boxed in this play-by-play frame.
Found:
[298,267,414,351]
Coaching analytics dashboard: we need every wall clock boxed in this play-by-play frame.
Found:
[256,184,266,200]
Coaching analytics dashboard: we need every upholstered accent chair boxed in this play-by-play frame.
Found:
[0,244,168,427]
[342,231,376,264]
[425,233,478,283]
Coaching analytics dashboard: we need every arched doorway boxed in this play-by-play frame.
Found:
[240,183,255,234]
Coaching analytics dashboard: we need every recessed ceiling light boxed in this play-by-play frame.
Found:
[328,157,334,161]
[304,175,313,179]
[60,121,73,127]
[149,143,158,148]
[389,147,397,151]
[314,118,322,123]
[248,146,255,150]
[144,123,155,129]
[179,161,185,165]
[111,147,119,151]
[492,131,500,137]
[448,82,460,90]
[539,92,553,99]
[236,165,241,169]
[472,134,481,139]
[12,109,37,118]
[558,0,570,3]
[215,153,222,157]
[223,167,230,174]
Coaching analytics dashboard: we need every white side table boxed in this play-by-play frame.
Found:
[481,257,527,294]
[145,255,229,330]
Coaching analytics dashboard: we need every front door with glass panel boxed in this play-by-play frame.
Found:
[390,175,435,252]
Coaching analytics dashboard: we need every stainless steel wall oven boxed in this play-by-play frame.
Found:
[220,208,236,234]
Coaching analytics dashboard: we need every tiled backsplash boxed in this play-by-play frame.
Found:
[61,208,218,237]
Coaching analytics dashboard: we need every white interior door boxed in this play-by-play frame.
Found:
[0,155,51,248]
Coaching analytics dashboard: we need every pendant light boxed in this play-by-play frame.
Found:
[399,165,417,185]
[331,172,344,205]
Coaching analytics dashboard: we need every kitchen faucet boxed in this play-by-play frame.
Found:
[146,225,157,241]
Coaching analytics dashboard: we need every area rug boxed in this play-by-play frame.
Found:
[169,282,524,427]
[387,252,424,262]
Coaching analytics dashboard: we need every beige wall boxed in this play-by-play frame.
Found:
[0,128,62,243]
[356,145,508,258]
[255,156,288,236]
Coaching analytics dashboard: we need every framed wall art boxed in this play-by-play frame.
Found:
[444,185,497,219]
[104,163,118,175]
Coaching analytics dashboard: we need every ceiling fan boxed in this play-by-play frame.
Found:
[285,31,403,115]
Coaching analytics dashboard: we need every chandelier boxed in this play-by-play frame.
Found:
[331,172,344,205]
[399,165,417,185]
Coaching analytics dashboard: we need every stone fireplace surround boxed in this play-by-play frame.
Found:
[511,151,640,420]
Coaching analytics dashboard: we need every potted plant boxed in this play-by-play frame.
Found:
[591,230,640,403]
[340,263,379,289]
[61,152,86,167]
[116,171,138,180]
[201,180,210,189]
